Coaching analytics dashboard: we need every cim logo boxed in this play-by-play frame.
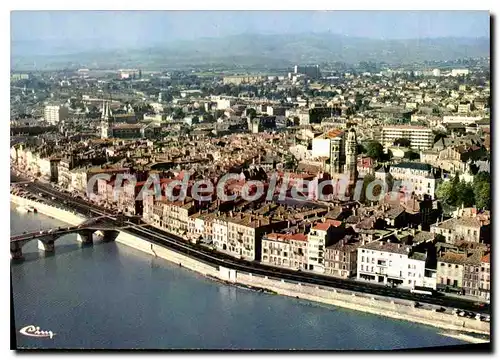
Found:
[19,325,56,339]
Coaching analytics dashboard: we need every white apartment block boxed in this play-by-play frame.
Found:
[306,222,332,273]
[388,162,438,198]
[213,218,229,253]
[187,214,205,242]
[381,125,434,150]
[357,240,436,289]
[357,241,411,286]
[442,115,483,125]
[457,103,471,114]
[216,98,235,110]
[451,69,470,77]
[44,105,69,125]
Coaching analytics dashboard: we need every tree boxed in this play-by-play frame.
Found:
[435,181,455,213]
[473,172,491,210]
[247,108,257,120]
[403,150,420,161]
[394,138,411,147]
[456,181,475,208]
[474,182,491,210]
[172,108,184,120]
[204,113,215,123]
[364,141,384,162]
[357,144,365,155]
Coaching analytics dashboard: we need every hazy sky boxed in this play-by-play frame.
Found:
[11,11,490,46]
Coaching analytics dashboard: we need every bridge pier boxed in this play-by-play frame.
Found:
[38,239,55,252]
[102,230,119,242]
[76,231,94,245]
[10,242,23,260]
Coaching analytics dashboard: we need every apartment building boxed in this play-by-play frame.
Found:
[457,103,471,114]
[110,123,144,139]
[57,158,72,188]
[224,213,288,261]
[381,125,434,150]
[430,216,490,244]
[462,251,483,298]
[436,252,465,291]
[187,212,206,243]
[164,200,196,235]
[388,162,439,198]
[479,253,490,301]
[261,232,308,270]
[357,240,407,286]
[213,217,229,252]
[306,220,343,273]
[44,105,69,125]
[324,236,360,278]
[357,240,419,287]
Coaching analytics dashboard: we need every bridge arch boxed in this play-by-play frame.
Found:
[10,216,122,260]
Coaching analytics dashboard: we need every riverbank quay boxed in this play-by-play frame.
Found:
[9,195,490,338]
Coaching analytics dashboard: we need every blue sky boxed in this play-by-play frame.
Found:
[11,10,490,46]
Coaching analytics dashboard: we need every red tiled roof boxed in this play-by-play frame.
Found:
[313,222,332,231]
[481,253,490,263]
[324,219,342,227]
[325,129,344,139]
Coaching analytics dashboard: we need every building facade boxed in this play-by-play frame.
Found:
[381,125,434,150]
[44,105,69,125]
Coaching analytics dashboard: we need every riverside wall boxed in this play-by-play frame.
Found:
[228,270,490,335]
[114,230,220,278]
[11,195,86,226]
[10,195,490,336]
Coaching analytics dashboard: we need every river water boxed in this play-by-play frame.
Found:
[10,203,466,350]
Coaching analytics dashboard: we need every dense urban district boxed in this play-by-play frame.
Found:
[10,59,491,305]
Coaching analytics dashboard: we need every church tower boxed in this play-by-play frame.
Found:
[100,101,112,139]
[344,127,358,192]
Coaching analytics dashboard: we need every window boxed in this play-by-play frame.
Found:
[362,256,364,262]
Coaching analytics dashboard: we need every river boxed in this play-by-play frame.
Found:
[10,203,467,350]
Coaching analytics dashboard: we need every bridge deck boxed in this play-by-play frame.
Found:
[11,223,144,242]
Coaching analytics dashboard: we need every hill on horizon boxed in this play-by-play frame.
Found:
[11,32,490,70]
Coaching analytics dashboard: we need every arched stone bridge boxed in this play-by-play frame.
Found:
[10,216,135,260]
